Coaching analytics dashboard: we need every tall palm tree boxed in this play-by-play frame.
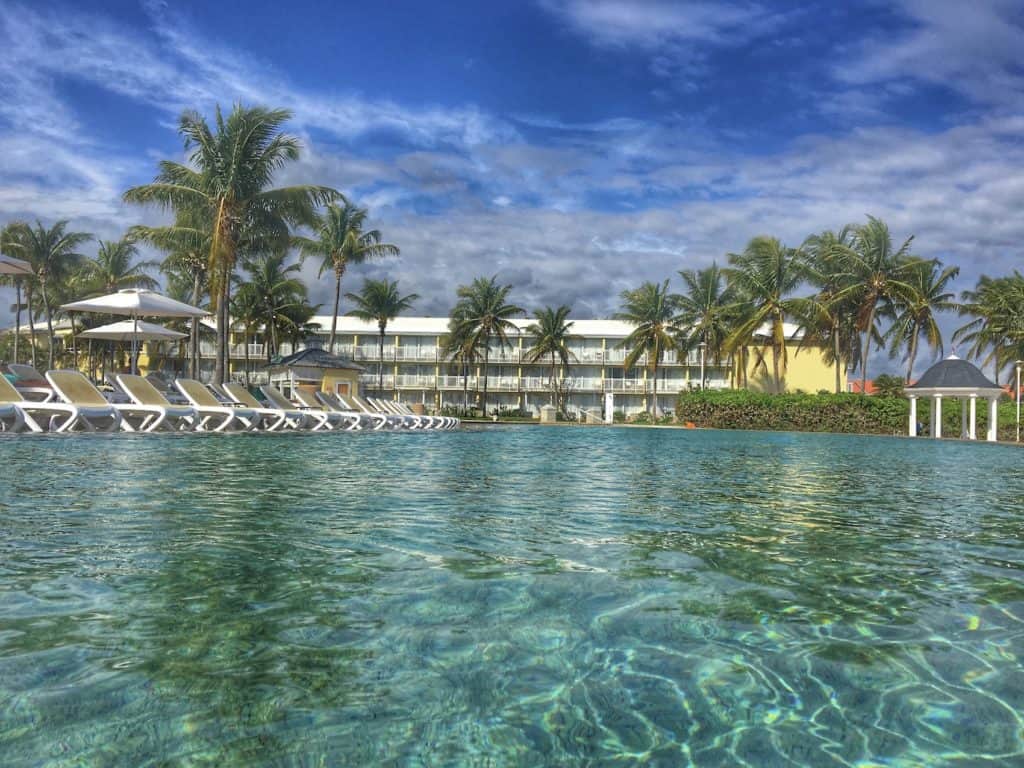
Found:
[19,220,92,369]
[450,276,524,416]
[725,237,806,393]
[675,263,736,389]
[799,226,860,393]
[345,278,419,397]
[124,103,337,383]
[0,222,29,365]
[295,201,400,353]
[523,305,578,408]
[885,260,960,382]
[234,252,308,362]
[954,273,1024,384]
[835,216,920,393]
[80,237,160,294]
[442,306,480,413]
[614,279,683,415]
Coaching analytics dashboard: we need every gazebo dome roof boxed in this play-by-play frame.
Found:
[908,354,998,390]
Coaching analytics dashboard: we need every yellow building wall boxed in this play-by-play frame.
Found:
[321,369,361,398]
[736,344,839,394]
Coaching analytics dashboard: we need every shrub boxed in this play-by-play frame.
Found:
[873,374,905,398]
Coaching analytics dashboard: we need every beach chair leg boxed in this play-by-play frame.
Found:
[213,412,236,432]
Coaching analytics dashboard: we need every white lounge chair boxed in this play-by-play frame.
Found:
[222,382,305,431]
[293,389,360,431]
[316,392,378,430]
[175,379,262,432]
[0,376,78,432]
[260,385,323,431]
[350,395,405,429]
[7,363,57,402]
[44,370,124,432]
[115,374,197,432]
[343,394,396,430]
[370,397,422,429]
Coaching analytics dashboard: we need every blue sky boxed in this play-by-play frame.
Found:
[1,0,1023,373]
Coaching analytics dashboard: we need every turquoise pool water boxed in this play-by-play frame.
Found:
[1,427,1022,766]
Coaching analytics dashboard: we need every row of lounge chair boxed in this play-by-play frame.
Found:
[0,368,459,433]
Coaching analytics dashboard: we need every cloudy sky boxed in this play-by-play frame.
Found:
[1,0,1022,373]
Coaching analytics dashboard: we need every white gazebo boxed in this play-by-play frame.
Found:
[906,354,1004,441]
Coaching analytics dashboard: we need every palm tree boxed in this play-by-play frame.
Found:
[885,260,960,382]
[80,237,160,294]
[124,103,337,383]
[954,273,1024,383]
[441,308,480,414]
[725,237,806,393]
[0,222,28,364]
[235,252,308,362]
[450,276,524,417]
[675,264,736,389]
[614,279,683,415]
[835,216,920,393]
[345,278,419,397]
[19,220,92,369]
[523,305,578,409]
[798,227,860,393]
[295,201,400,353]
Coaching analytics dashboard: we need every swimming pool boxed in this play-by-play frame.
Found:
[1,427,1021,765]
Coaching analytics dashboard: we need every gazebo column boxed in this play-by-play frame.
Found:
[932,394,942,438]
[908,396,917,436]
[969,394,977,440]
[987,397,999,442]
[961,398,969,439]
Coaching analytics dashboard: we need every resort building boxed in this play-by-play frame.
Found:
[186,316,835,415]
[4,316,841,414]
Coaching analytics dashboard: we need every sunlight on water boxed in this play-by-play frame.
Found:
[1,427,1022,766]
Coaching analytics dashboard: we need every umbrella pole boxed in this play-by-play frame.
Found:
[132,315,138,375]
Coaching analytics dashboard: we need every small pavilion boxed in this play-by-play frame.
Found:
[265,347,364,400]
[906,354,1003,441]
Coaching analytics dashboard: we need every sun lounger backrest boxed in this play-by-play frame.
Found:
[175,379,223,408]
[315,391,344,411]
[46,370,110,407]
[293,389,324,410]
[117,374,171,407]
[0,375,23,404]
[351,395,379,413]
[7,363,49,388]
[260,385,295,411]
[223,382,263,409]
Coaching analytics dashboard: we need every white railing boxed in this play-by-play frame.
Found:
[229,343,265,358]
[438,375,477,389]
[395,347,438,361]
[395,374,435,388]
[605,378,649,393]
[484,376,521,391]
[359,374,395,388]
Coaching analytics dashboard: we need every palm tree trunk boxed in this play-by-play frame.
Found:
[41,277,55,370]
[213,275,225,385]
[190,271,201,379]
[378,328,385,396]
[833,323,841,393]
[27,287,37,369]
[860,305,876,394]
[13,279,21,365]
[905,332,918,384]
[329,264,345,354]
[462,358,469,412]
[483,343,489,417]
[244,330,251,384]
[772,344,781,393]
[652,359,659,416]
[551,350,557,408]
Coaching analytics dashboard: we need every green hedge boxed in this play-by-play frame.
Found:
[676,390,1021,438]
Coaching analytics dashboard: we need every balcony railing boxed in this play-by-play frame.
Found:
[605,378,649,393]
[437,375,477,389]
[395,374,435,388]
[359,374,395,389]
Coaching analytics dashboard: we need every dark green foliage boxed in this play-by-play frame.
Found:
[676,390,1020,439]
[873,374,905,397]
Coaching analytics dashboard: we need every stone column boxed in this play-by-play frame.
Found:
[988,397,999,442]
[961,398,969,439]
[969,394,977,440]
[933,394,943,438]
[908,396,917,436]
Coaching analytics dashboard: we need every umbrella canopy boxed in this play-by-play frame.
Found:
[78,320,187,342]
[0,254,32,275]
[61,288,207,318]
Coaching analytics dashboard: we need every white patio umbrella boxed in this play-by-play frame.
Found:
[0,254,32,275]
[61,288,207,374]
[78,320,187,342]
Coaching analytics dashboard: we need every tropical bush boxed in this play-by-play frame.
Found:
[676,390,1020,439]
